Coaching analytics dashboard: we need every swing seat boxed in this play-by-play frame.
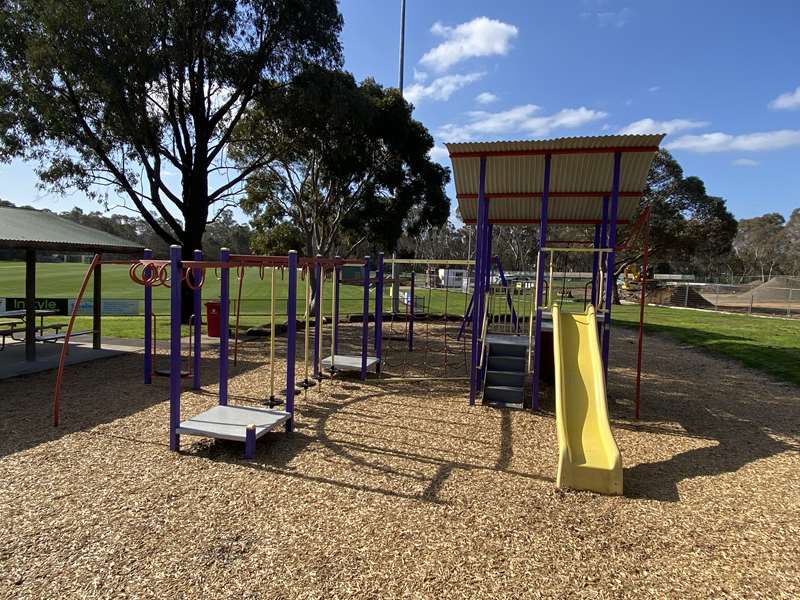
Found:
[322,354,379,372]
[153,368,192,379]
[176,405,290,444]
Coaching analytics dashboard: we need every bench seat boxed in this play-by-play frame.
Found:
[36,330,94,343]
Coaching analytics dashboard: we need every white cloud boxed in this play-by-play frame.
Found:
[413,68,428,83]
[618,118,709,135]
[404,72,484,105]
[437,103,608,141]
[648,85,661,93]
[732,158,759,167]
[475,92,498,105]
[666,129,800,153]
[580,7,632,28]
[769,86,800,110]
[428,145,450,164]
[420,17,518,72]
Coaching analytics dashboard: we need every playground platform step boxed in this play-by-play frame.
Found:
[487,342,527,358]
[176,405,290,443]
[485,370,525,387]
[487,355,525,371]
[483,385,525,406]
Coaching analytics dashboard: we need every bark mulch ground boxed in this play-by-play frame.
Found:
[1,324,798,599]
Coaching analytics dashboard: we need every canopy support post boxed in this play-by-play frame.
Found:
[25,249,36,362]
[469,156,487,406]
[602,153,622,380]
[530,154,551,411]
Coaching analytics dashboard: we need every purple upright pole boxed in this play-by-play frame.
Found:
[143,248,153,385]
[334,255,341,355]
[192,249,202,390]
[598,197,609,303]
[375,252,384,372]
[495,255,518,330]
[408,271,415,352]
[590,225,601,307]
[244,426,256,459]
[360,257,370,380]
[602,154,622,379]
[219,248,230,406]
[313,256,322,379]
[469,156,487,405]
[478,218,493,383]
[285,250,297,432]
[531,154,552,411]
[168,245,182,451]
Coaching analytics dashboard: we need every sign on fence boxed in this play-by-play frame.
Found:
[68,299,140,316]
[3,297,69,315]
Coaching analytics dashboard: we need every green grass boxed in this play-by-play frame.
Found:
[3,261,799,388]
[612,304,800,387]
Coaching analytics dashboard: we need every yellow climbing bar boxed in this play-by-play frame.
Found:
[552,305,623,495]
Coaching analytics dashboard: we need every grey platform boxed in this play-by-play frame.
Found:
[322,354,380,372]
[176,405,291,443]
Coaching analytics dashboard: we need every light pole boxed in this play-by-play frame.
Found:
[392,0,407,314]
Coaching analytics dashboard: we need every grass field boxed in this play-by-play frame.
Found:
[2,260,799,387]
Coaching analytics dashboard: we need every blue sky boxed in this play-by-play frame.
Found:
[3,0,799,222]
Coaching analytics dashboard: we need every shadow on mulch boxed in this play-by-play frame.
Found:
[202,382,551,505]
[623,407,794,502]
[610,328,799,502]
[0,354,265,459]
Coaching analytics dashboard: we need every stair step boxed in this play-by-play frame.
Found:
[488,341,527,358]
[486,370,525,387]
[483,385,525,404]
[488,355,525,371]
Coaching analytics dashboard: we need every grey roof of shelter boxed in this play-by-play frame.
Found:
[0,206,145,253]
[446,134,665,225]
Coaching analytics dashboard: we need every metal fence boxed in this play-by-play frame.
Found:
[638,280,800,318]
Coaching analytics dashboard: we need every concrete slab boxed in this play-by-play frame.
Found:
[0,337,139,380]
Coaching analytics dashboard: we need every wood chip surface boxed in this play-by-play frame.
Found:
[1,324,798,599]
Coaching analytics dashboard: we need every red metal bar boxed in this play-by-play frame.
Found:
[53,254,101,427]
[458,191,643,199]
[100,259,142,265]
[449,145,660,158]
[634,207,651,419]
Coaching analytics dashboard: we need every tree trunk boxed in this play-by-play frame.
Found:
[179,171,209,324]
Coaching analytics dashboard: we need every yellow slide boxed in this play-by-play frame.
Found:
[551,305,623,495]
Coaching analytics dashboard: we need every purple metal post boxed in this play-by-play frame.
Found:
[192,249,202,390]
[375,252,384,372]
[455,292,474,342]
[360,257,370,380]
[244,426,256,459]
[602,154,622,379]
[334,255,341,355]
[168,245,182,451]
[477,218,493,384]
[590,224,601,307]
[285,250,297,432]
[313,255,322,379]
[143,248,153,385]
[219,248,230,406]
[408,271,415,352]
[495,255,518,330]
[469,156,487,405]
[531,154,552,411]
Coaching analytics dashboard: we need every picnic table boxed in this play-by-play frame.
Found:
[0,309,64,350]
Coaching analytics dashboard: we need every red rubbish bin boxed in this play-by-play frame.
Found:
[205,302,221,338]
